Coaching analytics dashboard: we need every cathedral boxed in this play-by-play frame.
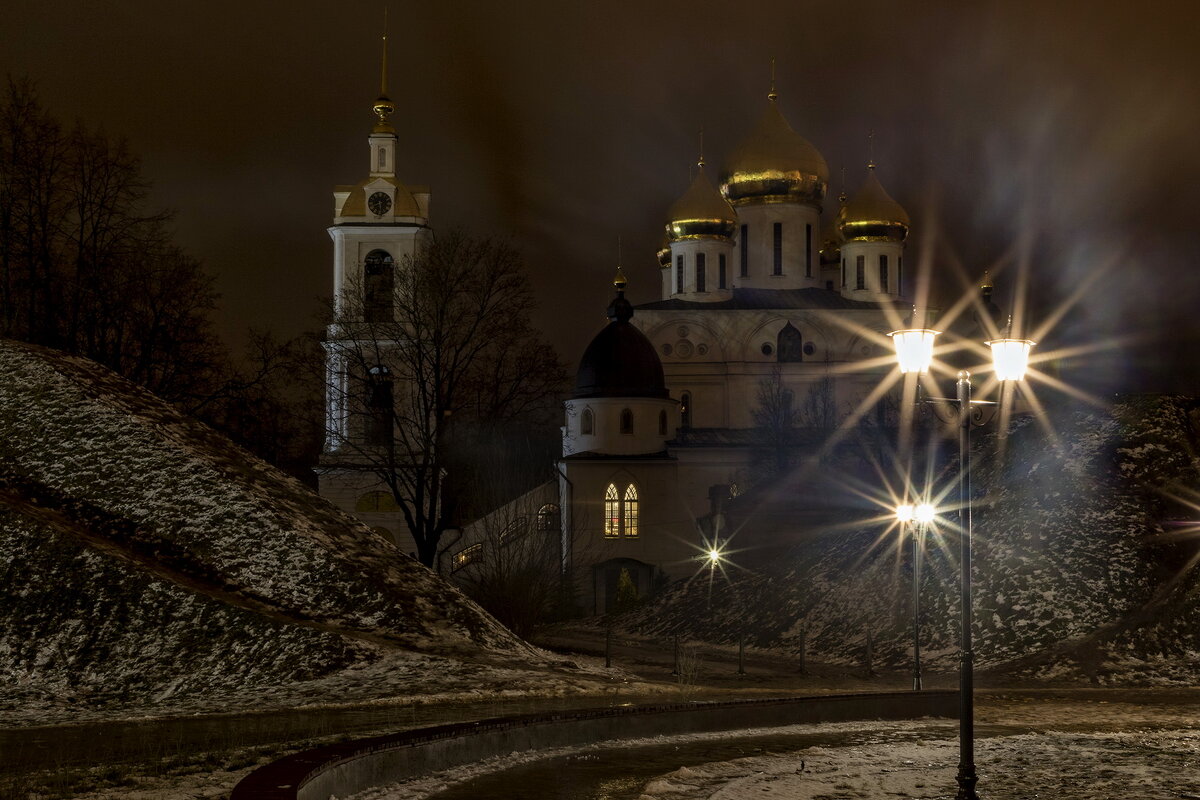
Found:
[318,59,917,612]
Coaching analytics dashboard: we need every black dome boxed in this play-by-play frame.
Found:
[573,294,668,399]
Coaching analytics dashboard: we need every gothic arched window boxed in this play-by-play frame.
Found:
[603,483,639,538]
[604,484,620,538]
[778,322,803,362]
[366,365,393,446]
[623,484,639,537]
[537,503,561,532]
[364,249,395,323]
[620,408,634,434]
[581,408,594,435]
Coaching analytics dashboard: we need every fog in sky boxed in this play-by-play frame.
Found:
[5,1,1199,392]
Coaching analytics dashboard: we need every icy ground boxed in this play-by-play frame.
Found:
[352,693,1200,800]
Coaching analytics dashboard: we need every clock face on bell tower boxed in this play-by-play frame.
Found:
[368,191,392,216]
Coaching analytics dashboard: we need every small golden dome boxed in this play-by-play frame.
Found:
[656,233,671,268]
[819,218,842,265]
[614,265,628,291]
[372,94,397,133]
[666,164,737,242]
[837,165,909,243]
[719,99,829,207]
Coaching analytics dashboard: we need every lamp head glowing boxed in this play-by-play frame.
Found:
[888,329,940,374]
[915,503,936,524]
[708,548,721,563]
[895,504,914,523]
[986,338,1035,381]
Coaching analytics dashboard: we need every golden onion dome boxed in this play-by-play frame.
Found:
[719,99,829,207]
[656,233,671,268]
[837,164,910,243]
[666,163,737,242]
[819,218,842,265]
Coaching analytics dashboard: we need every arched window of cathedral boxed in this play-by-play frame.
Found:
[623,484,639,537]
[879,254,889,293]
[772,223,783,275]
[898,256,904,296]
[620,408,634,434]
[356,491,400,512]
[452,543,482,572]
[581,408,594,435]
[680,392,692,428]
[658,409,667,436]
[777,322,803,362]
[537,503,561,532]
[676,255,684,294]
[718,254,727,289]
[740,224,749,277]
[604,484,620,538]
[856,255,866,290]
[805,224,813,277]
[364,250,394,322]
[696,253,706,292]
[365,366,393,446]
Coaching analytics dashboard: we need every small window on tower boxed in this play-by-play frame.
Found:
[620,408,634,434]
[658,409,667,435]
[773,223,783,275]
[718,253,727,289]
[805,223,813,277]
[681,392,692,428]
[740,224,749,277]
[581,408,594,435]
[696,253,706,292]
[879,254,889,292]
[676,255,684,294]
[378,148,387,170]
[856,255,866,290]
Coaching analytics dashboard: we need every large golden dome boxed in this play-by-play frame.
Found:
[666,164,737,242]
[837,165,909,242]
[719,99,829,207]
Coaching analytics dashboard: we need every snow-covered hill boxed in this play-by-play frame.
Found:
[0,339,559,720]
[613,396,1200,685]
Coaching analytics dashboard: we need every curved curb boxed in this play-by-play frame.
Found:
[232,690,956,799]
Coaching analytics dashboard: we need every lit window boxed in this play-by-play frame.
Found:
[620,408,633,434]
[623,484,639,537]
[537,504,560,532]
[581,408,593,435]
[604,484,620,538]
[452,543,482,571]
[499,517,528,546]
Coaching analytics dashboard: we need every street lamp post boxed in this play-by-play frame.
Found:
[888,326,1034,800]
[897,501,935,691]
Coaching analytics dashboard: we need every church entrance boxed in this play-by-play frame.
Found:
[592,558,656,616]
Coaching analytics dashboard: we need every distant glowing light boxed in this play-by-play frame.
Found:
[987,338,1036,381]
[915,503,936,523]
[889,329,940,374]
[895,504,915,523]
[708,548,722,563]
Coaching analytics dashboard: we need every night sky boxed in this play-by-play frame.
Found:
[5,1,1199,393]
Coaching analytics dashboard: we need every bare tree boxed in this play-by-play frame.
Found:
[322,230,567,567]
[0,75,222,403]
[753,365,799,475]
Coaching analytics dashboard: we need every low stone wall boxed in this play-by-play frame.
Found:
[232,691,957,800]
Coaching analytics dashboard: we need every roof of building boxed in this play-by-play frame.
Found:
[636,287,908,312]
[574,283,670,399]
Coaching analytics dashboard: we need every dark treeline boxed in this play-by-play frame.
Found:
[0,76,319,479]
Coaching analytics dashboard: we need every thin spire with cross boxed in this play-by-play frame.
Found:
[768,57,778,101]
[867,131,876,169]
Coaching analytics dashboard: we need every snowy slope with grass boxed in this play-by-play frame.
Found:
[0,339,568,721]
[612,397,1200,684]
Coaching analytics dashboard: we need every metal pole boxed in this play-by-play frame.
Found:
[912,520,923,691]
[955,371,978,800]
